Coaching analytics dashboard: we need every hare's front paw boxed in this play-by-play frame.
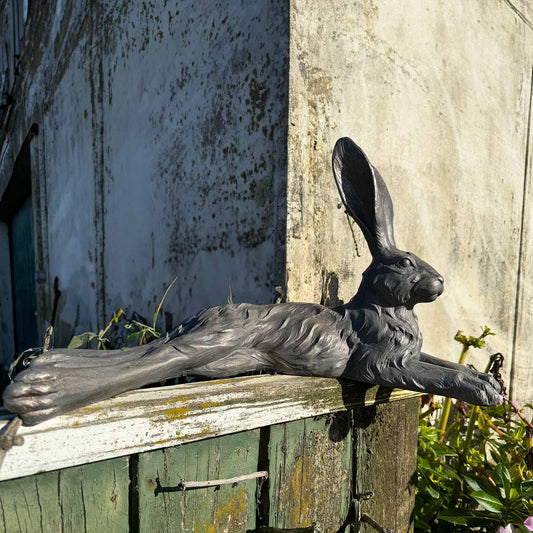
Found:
[459,372,502,406]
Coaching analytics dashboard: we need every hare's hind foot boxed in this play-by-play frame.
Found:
[2,348,156,425]
[4,367,113,425]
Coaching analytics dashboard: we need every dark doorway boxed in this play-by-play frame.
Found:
[9,195,38,354]
[0,137,39,358]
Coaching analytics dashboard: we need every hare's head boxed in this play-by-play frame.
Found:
[332,137,444,309]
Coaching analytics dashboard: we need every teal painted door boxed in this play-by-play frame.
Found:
[9,195,39,354]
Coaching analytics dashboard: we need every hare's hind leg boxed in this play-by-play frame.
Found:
[1,338,203,425]
[188,348,272,378]
[3,341,186,425]
[3,334,264,425]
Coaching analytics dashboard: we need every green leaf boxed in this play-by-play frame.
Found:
[438,511,470,525]
[518,485,533,500]
[417,456,431,469]
[493,463,512,498]
[414,518,432,532]
[430,442,458,457]
[509,487,520,500]
[471,490,505,512]
[464,475,498,497]
[477,412,490,433]
[438,509,500,528]
[153,276,178,330]
[425,482,440,499]
[68,331,97,349]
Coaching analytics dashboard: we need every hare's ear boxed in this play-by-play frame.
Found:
[332,137,396,255]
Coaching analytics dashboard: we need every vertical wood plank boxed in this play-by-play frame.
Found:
[0,469,60,532]
[135,430,260,532]
[0,456,130,532]
[354,397,419,533]
[267,412,352,531]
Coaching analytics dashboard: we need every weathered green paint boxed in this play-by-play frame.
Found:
[267,413,352,532]
[134,429,260,532]
[0,456,129,532]
[354,397,419,533]
[0,398,419,531]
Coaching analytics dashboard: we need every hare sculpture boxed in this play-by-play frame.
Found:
[3,138,502,425]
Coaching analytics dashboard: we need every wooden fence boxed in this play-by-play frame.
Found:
[0,376,419,532]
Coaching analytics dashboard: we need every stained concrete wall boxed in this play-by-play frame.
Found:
[100,1,288,328]
[285,0,533,403]
[0,0,289,352]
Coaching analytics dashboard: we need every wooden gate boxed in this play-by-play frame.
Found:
[0,376,419,532]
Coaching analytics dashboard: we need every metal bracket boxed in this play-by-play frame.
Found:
[352,493,397,533]
[0,417,24,470]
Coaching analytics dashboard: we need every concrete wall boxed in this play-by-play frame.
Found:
[0,0,289,351]
[285,0,533,402]
[100,1,288,329]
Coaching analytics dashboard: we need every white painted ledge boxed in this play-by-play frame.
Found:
[0,375,420,482]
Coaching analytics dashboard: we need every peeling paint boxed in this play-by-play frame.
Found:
[0,1,289,350]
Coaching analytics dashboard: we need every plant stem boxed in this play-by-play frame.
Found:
[457,344,469,366]
[457,359,493,474]
[460,406,478,469]
[438,345,469,440]
[478,409,505,436]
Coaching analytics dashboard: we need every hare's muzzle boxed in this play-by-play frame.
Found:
[414,275,444,302]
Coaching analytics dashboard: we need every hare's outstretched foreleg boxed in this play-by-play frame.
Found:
[418,352,499,389]
[364,359,502,406]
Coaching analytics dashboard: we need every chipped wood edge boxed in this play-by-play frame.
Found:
[0,374,421,481]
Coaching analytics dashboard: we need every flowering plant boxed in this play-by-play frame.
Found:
[416,328,533,532]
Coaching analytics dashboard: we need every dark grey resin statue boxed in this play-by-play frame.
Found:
[3,138,502,425]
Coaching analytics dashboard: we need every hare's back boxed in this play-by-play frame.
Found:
[179,302,355,376]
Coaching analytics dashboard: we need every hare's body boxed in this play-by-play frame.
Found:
[3,138,502,425]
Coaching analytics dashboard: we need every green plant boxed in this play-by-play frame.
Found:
[416,329,533,532]
[68,308,125,349]
[68,277,178,349]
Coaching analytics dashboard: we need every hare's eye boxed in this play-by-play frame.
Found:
[399,258,413,268]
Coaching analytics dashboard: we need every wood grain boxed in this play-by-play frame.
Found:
[354,397,419,533]
[134,430,260,532]
[267,413,352,532]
